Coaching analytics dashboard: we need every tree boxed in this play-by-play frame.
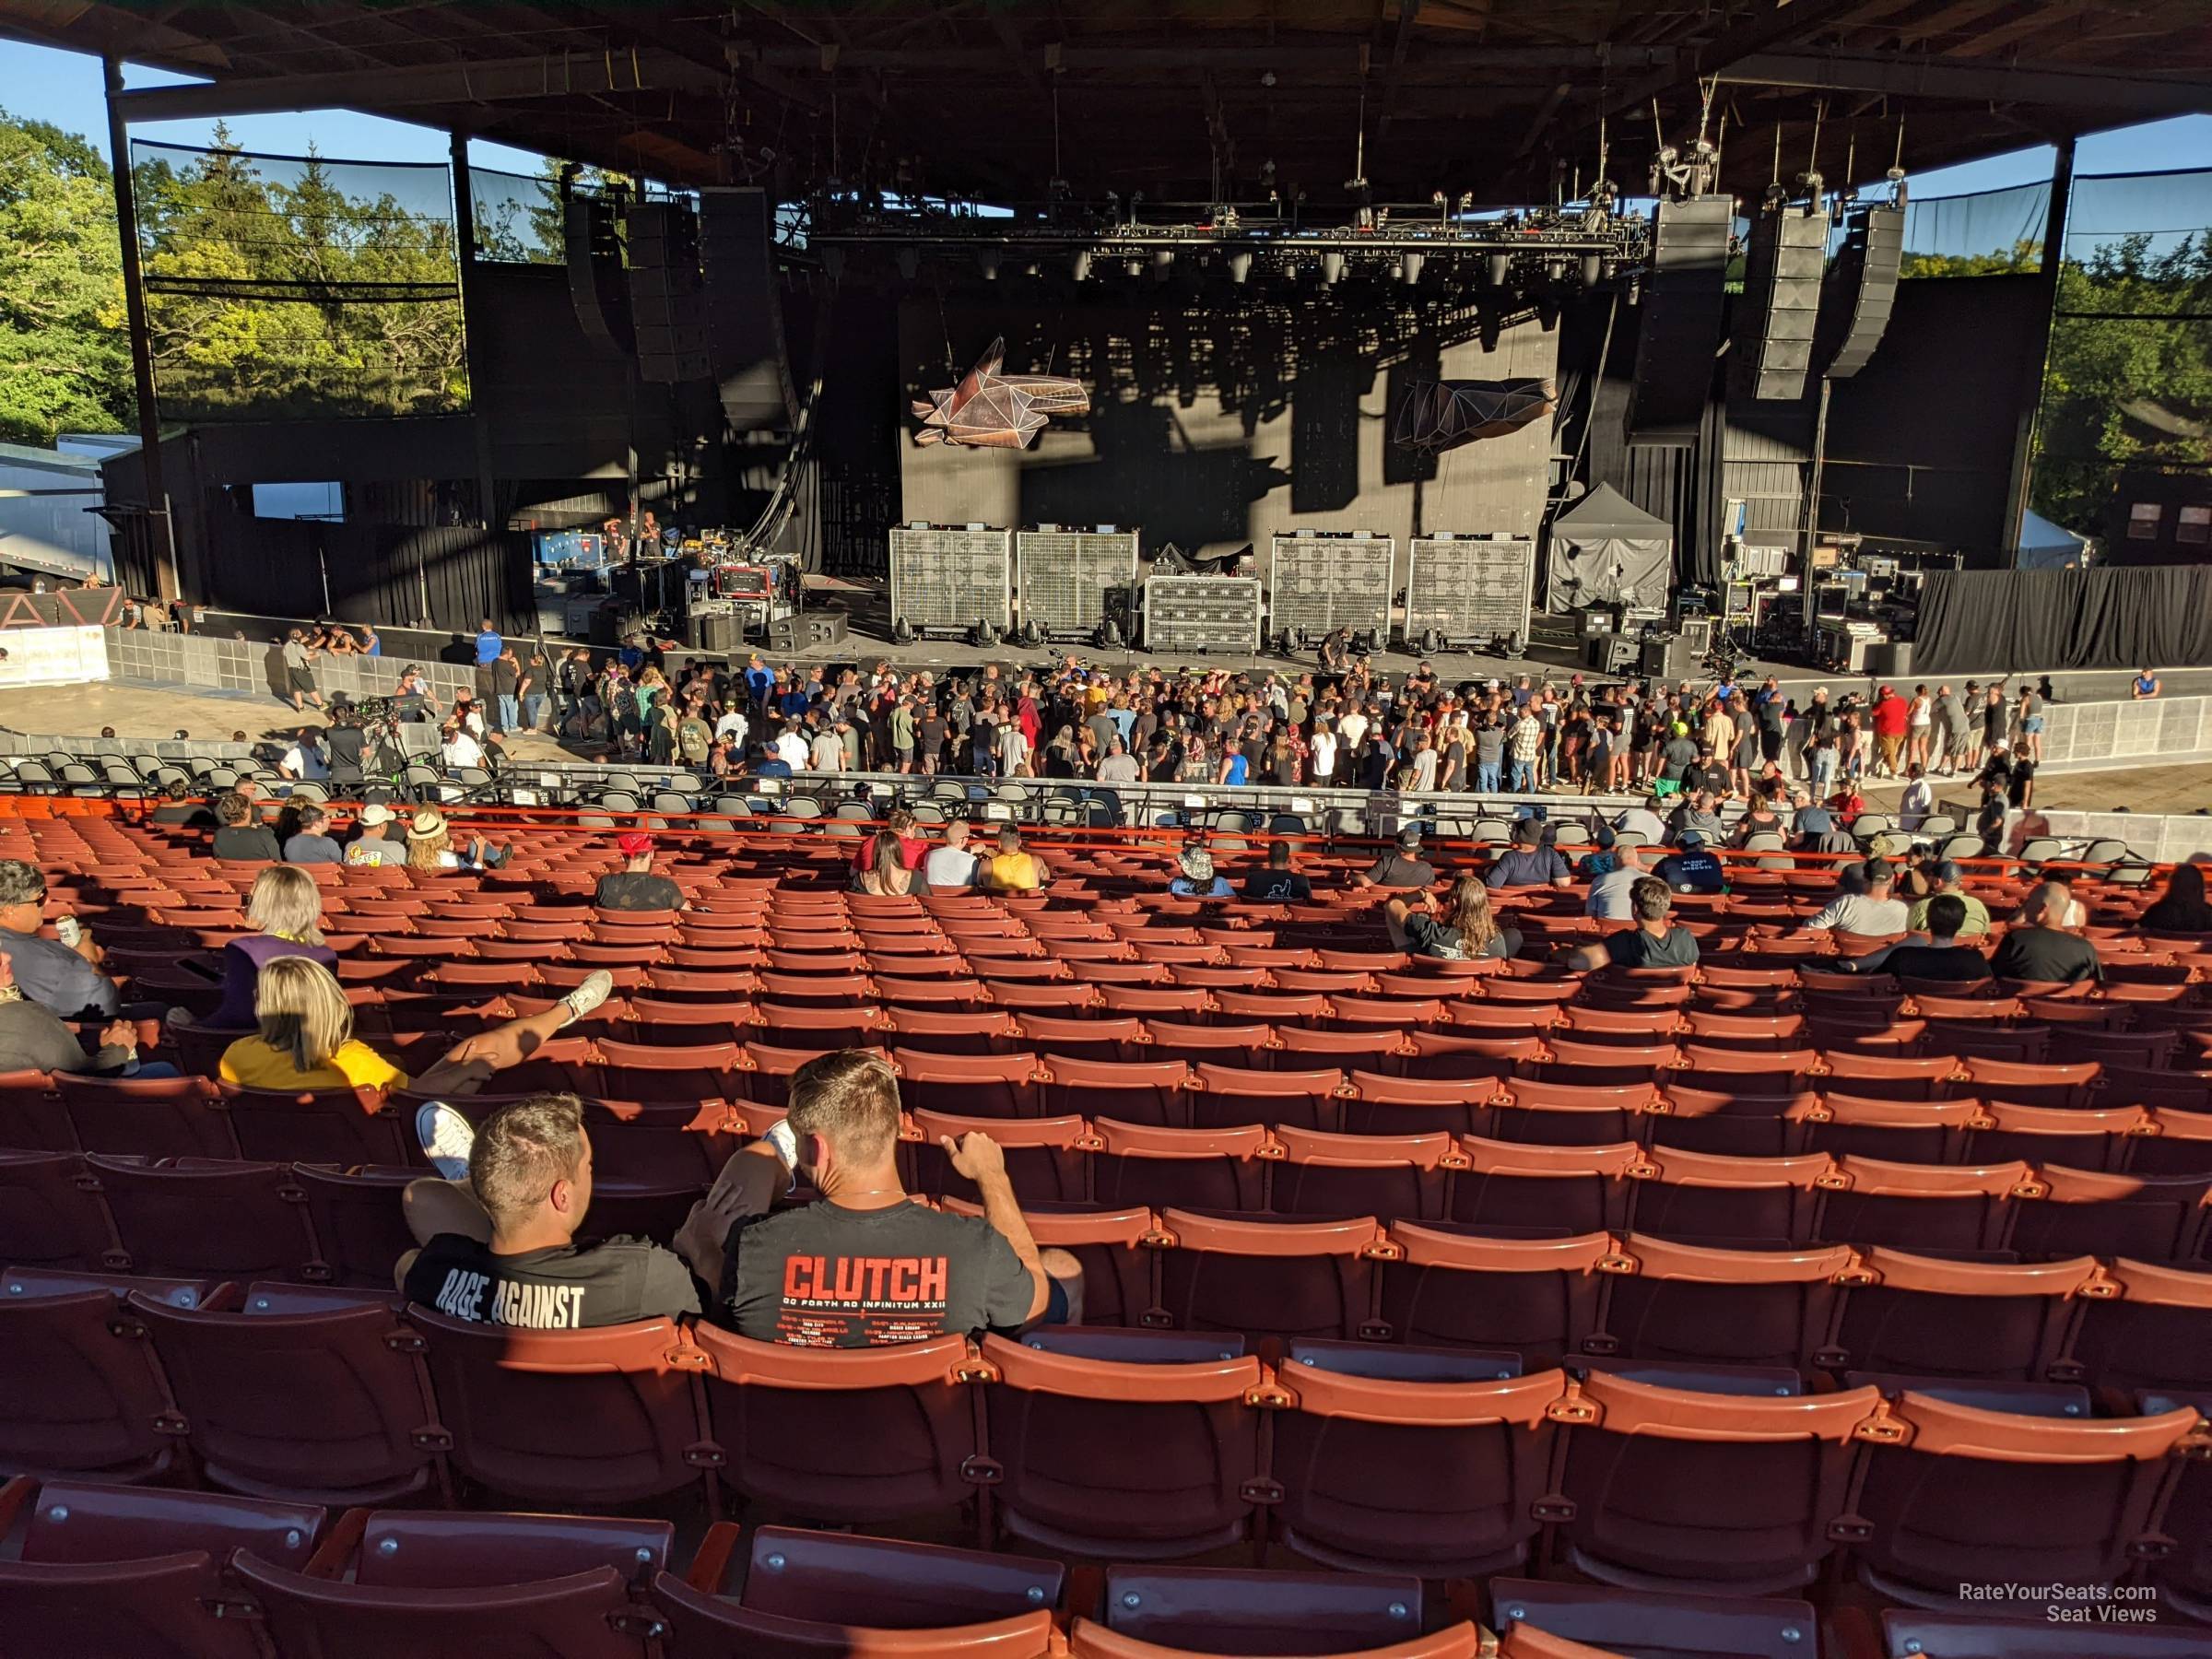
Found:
[1900,239,2041,279]
[0,106,132,444]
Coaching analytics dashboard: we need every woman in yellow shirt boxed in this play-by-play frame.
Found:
[219,957,612,1098]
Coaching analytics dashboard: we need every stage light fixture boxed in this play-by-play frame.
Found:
[978,248,1002,280]
[1546,257,1567,281]
[1322,251,1345,286]
[1581,254,1602,287]
[896,248,920,280]
[1400,252,1425,284]
[1071,250,1093,281]
[1127,257,1144,277]
[1229,250,1253,284]
[1487,253,1509,286]
[823,248,845,283]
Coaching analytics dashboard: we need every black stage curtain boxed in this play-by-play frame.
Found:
[1914,567,2212,675]
[199,507,534,635]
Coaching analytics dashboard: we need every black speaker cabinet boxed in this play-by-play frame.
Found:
[1629,194,1733,445]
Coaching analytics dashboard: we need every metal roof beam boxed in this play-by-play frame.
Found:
[1722,52,2212,117]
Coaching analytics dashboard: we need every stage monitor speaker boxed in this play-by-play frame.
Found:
[1628,194,1733,445]
[1823,203,1904,380]
[563,196,632,357]
[1735,204,1828,401]
[700,186,799,434]
[626,202,710,384]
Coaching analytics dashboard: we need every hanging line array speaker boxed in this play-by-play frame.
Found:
[700,186,799,434]
[1627,194,1734,446]
[563,195,633,357]
[626,201,711,384]
[1822,202,1905,380]
[1735,202,1829,402]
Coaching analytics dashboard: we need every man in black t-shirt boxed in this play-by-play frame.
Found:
[693,1050,1082,1347]
[1567,877,1700,971]
[1241,842,1313,902]
[594,831,684,912]
[400,1094,700,1328]
[1353,827,1437,890]
[1844,894,1992,984]
[1990,882,2102,983]
[211,791,282,862]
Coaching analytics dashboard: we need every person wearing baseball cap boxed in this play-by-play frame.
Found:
[595,830,682,913]
[343,801,402,868]
[1353,824,1437,891]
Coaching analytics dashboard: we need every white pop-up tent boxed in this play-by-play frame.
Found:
[2015,508,2093,571]
[1545,483,1675,608]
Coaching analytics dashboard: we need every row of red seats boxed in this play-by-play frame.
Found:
[5,1270,2206,1618]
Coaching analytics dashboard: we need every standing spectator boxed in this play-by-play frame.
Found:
[1934,683,1969,775]
[1567,877,1700,971]
[1869,685,1910,777]
[1508,706,1543,793]
[472,618,502,711]
[1990,882,2102,982]
[279,628,326,715]
[2015,683,2045,766]
[1897,765,1934,831]
[1906,685,1934,771]
[277,729,328,782]
[519,643,553,734]
[490,648,522,735]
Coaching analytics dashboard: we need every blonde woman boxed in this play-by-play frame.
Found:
[849,831,924,898]
[405,807,504,871]
[1382,874,1521,962]
[219,955,613,1116]
[204,865,339,1030]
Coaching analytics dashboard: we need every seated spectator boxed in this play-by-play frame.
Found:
[440,720,487,771]
[202,866,339,1031]
[1990,881,2102,983]
[0,858,121,1018]
[1790,799,1835,843]
[851,807,927,877]
[277,729,328,782]
[1169,845,1232,898]
[406,808,504,871]
[1241,842,1312,902]
[1653,829,1726,894]
[2140,861,2212,934]
[1613,797,1667,844]
[595,832,683,912]
[1567,876,1700,971]
[220,956,613,1096]
[282,805,342,865]
[211,792,282,863]
[688,1050,1082,1343]
[398,1093,701,1327]
[1353,826,1437,890]
[0,952,159,1077]
[1485,819,1571,890]
[1845,895,1993,983]
[923,818,979,890]
[851,832,928,898]
[1576,824,1622,879]
[1906,859,1991,936]
[1806,859,1910,936]
[1585,842,1650,921]
[982,825,1050,893]
[345,803,403,867]
[1383,875,1521,962]
[1730,789,1785,847]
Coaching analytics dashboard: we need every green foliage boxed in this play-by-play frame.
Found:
[133,125,469,419]
[0,106,132,445]
[2033,231,2212,537]
[1900,239,2041,279]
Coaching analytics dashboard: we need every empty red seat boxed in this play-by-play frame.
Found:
[0,1266,205,1480]
[1270,1125,1452,1222]
[1450,1137,1641,1236]
[895,1050,1044,1119]
[216,1084,415,1168]
[59,1073,237,1160]
[1594,1234,1854,1374]
[1632,1147,1830,1246]
[1493,1080,1658,1148]
[1813,1156,2031,1253]
[133,1281,446,1505]
[234,1507,672,1659]
[1341,1071,1502,1139]
[1488,1580,1819,1659]
[978,1331,1268,1558]
[1272,1351,1563,1576]
[691,1327,982,1527]
[1826,1248,2100,1382]
[1190,1063,1343,1133]
[1101,1562,1435,1655]
[0,1475,325,1659]
[1851,1392,2198,1608]
[1799,1094,1977,1165]
[1150,1210,1384,1344]
[0,1148,118,1270]
[2065,1257,2212,1397]
[652,1524,1063,1659]
[92,1156,322,1282]
[1549,1370,1885,1594]
[2011,1165,2212,1263]
[1090,1120,1269,1213]
[1376,1227,1613,1366]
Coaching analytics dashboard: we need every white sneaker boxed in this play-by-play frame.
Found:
[559,969,616,1027]
[416,1100,477,1182]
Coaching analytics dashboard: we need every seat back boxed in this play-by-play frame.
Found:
[1826,1250,2098,1383]
[1104,1563,1430,1653]
[0,1149,118,1270]
[2064,1259,2212,1397]
[1152,1211,1382,1345]
[218,1085,413,1167]
[0,1273,193,1480]
[1376,1228,1614,1368]
[90,1157,322,1282]
[1595,1235,1854,1373]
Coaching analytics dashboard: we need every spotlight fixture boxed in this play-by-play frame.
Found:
[1487,253,1509,286]
[1321,251,1344,286]
[1126,257,1144,277]
[1228,250,1253,284]
[1400,252,1424,284]
[1152,249,1174,283]
[1581,253,1601,287]
[1071,250,1093,281]
[978,248,1001,280]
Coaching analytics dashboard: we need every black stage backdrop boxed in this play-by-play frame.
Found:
[1914,567,2212,674]
[202,509,536,635]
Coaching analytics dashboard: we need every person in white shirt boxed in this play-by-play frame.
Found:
[923,818,979,889]
[278,731,329,781]
[773,726,811,771]
[997,723,1031,776]
[1310,723,1339,784]
[1584,844,1648,920]
[1614,800,1668,843]
[1897,765,1934,831]
[713,708,748,747]
[1338,708,1370,754]
[1805,860,1911,936]
[441,725,485,770]
[1406,736,1439,792]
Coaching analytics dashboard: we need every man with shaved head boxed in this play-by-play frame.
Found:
[1989,881,2101,983]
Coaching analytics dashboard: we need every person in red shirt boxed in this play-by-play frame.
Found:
[1868,686,1911,778]
[849,807,928,876]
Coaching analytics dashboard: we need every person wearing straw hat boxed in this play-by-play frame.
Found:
[404,807,506,872]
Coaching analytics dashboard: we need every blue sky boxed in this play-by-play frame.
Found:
[1,34,2208,195]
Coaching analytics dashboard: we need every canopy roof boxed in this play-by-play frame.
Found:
[1553,483,1674,543]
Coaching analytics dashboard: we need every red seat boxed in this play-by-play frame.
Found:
[1018,1015,1146,1064]
[1876,1608,2212,1659]
[1090,1120,1269,1213]
[216,1084,415,1169]
[1594,1234,1854,1374]
[1488,1580,1819,1659]
[651,1524,1064,1659]
[2010,1165,2212,1263]
[1375,1227,1612,1366]
[0,1148,119,1269]
[91,1156,323,1282]
[1190,1063,1343,1133]
[1451,1137,1641,1236]
[1549,1370,1884,1594]
[0,1475,325,1659]
[1632,1147,1830,1246]
[691,1328,982,1527]
[1151,1210,1384,1345]
[0,1267,206,1480]
[234,1507,672,1659]
[0,1068,71,1151]
[1493,1080,1658,1148]
[1103,1562,1435,1655]
[1799,1094,1977,1165]
[1270,1125,1452,1222]
[1826,1248,2100,1382]
[1273,1353,1563,1576]
[978,1331,1268,1558]
[1645,1085,1809,1160]
[2065,1257,2212,1397]
[58,1074,237,1160]
[1812,1156,2031,1253]
[895,1050,1044,1119]
[1851,1392,2198,1608]
[594,1037,743,1102]
[1341,1071,1503,1139]
[908,1111,1090,1206]
[408,1309,716,1508]
[1143,1020,1274,1070]
[288,1163,418,1289]
[884,1008,1021,1056]
[1040,1056,1193,1129]
[133,1281,446,1505]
